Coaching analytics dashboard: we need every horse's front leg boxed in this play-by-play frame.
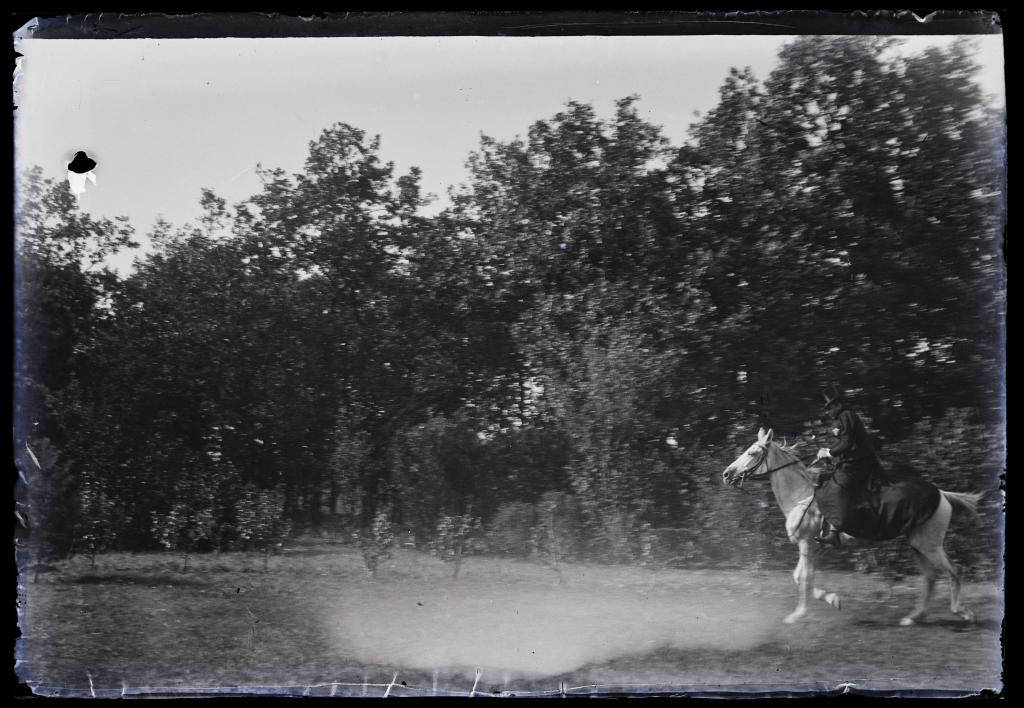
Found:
[784,541,811,623]
[784,504,842,622]
[809,559,843,612]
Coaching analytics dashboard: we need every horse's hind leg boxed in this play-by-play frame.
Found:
[906,494,973,624]
[923,546,974,623]
[901,548,937,626]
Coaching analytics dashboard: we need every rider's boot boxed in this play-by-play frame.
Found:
[816,520,842,547]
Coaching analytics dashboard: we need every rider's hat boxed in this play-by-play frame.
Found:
[821,386,845,410]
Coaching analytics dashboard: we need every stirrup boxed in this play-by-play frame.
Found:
[816,530,842,547]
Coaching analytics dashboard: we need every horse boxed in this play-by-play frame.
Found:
[721,427,983,626]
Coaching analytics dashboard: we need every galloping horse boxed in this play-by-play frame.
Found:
[722,427,983,626]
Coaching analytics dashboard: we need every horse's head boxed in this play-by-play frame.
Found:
[722,427,774,487]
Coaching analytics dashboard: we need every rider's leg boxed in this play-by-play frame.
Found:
[816,516,842,546]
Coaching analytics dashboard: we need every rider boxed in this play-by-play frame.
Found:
[814,386,885,546]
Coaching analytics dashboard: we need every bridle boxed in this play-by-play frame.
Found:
[726,442,829,543]
[728,442,820,489]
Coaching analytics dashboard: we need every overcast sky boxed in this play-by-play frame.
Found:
[15,35,1005,250]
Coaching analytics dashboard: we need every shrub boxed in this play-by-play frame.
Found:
[885,408,1004,580]
[354,509,395,579]
[532,491,583,565]
[431,513,482,578]
[150,470,221,571]
[150,505,216,572]
[637,522,657,567]
[235,484,290,570]
[487,502,537,557]
[75,475,120,568]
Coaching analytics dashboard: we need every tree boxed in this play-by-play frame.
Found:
[355,509,396,579]
[15,439,78,578]
[540,312,680,560]
[231,124,441,523]
[450,98,706,550]
[150,465,222,571]
[669,37,1004,446]
[15,170,135,440]
[235,484,290,571]
[14,169,136,561]
[431,513,482,578]
[75,471,120,568]
[389,411,493,541]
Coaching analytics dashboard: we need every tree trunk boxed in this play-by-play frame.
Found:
[307,481,321,526]
[361,465,380,526]
[453,541,463,579]
[548,507,560,571]
[328,483,340,519]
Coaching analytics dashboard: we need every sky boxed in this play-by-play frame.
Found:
[14,35,1005,265]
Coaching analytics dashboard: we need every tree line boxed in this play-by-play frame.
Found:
[15,37,1005,574]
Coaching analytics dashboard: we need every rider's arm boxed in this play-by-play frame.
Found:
[829,411,854,456]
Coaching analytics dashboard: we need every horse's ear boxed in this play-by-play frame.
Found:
[758,427,767,440]
[765,429,774,443]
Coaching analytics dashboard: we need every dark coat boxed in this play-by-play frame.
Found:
[816,405,885,530]
[828,406,884,485]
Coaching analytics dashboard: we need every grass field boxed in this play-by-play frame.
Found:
[17,537,1003,697]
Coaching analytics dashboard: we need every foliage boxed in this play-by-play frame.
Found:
[530,492,583,564]
[150,468,224,570]
[15,439,79,575]
[431,513,483,577]
[389,414,475,542]
[850,543,916,597]
[14,170,136,562]
[75,474,120,567]
[883,408,1003,579]
[487,502,537,556]
[235,484,291,569]
[325,404,373,523]
[355,509,396,578]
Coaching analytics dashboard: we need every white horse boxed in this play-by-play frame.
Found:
[722,427,983,626]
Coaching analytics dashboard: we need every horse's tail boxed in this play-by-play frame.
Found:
[941,490,985,516]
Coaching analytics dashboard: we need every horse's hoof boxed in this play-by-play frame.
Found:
[825,592,842,610]
[958,608,976,624]
[783,611,805,624]
[899,616,916,627]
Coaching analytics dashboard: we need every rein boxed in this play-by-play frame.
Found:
[732,444,821,489]
[728,443,829,546]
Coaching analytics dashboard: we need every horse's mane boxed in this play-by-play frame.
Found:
[774,440,805,462]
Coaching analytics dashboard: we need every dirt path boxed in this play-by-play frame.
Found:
[329,576,777,676]
[17,547,1003,696]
